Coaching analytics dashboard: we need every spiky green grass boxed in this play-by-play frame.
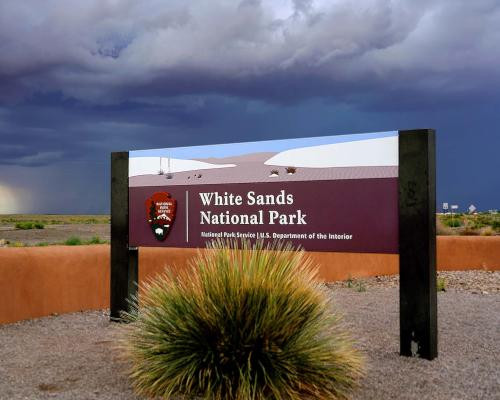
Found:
[118,240,363,399]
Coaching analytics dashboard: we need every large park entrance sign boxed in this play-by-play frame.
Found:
[111,129,437,360]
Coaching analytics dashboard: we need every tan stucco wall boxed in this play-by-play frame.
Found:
[437,236,500,271]
[1,236,499,324]
[0,245,110,325]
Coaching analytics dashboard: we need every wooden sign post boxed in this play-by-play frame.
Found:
[398,129,437,360]
[110,152,138,320]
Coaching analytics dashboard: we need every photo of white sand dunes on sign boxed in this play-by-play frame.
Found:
[129,131,399,187]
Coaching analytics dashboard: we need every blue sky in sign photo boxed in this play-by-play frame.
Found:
[130,131,398,159]
[0,0,499,213]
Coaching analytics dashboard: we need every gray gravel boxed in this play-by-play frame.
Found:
[1,272,499,400]
[333,287,499,400]
[0,224,110,246]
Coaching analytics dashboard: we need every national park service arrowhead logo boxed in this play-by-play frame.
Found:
[145,192,177,241]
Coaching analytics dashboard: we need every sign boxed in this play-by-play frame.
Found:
[113,128,438,360]
[451,205,459,210]
[442,202,449,210]
[128,131,399,253]
[468,204,477,214]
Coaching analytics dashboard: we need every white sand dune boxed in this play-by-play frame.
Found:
[129,165,398,187]
[129,157,235,177]
[265,136,398,168]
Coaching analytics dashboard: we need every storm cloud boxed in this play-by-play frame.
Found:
[0,0,499,212]
[1,0,499,105]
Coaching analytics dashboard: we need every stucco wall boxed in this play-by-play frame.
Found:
[1,236,499,324]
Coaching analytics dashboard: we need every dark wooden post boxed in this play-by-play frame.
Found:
[398,129,437,360]
[110,152,138,320]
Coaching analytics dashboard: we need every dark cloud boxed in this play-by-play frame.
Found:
[0,0,499,213]
[1,0,499,107]
[1,94,499,212]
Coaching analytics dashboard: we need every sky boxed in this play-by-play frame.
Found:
[130,131,397,158]
[0,0,499,214]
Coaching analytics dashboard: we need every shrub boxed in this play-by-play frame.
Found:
[356,281,366,292]
[15,222,33,230]
[480,227,494,236]
[443,218,461,228]
[86,236,106,244]
[459,226,479,236]
[15,221,44,229]
[35,242,50,247]
[64,236,82,246]
[436,218,453,235]
[118,240,363,400]
[437,277,446,292]
[8,241,25,247]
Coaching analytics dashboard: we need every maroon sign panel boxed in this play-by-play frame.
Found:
[129,131,399,253]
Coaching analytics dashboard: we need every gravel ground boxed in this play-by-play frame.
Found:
[327,270,500,294]
[0,224,110,246]
[1,271,498,400]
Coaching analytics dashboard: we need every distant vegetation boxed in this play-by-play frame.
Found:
[64,236,83,246]
[437,212,500,236]
[64,236,109,246]
[5,236,109,247]
[1,214,110,226]
[15,222,45,230]
[2,213,498,238]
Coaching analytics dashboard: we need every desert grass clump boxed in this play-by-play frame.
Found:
[436,218,453,236]
[64,236,82,246]
[437,277,447,292]
[86,236,107,244]
[480,227,494,236]
[15,221,44,230]
[118,240,363,400]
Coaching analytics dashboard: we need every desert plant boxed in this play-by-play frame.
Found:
[356,281,366,293]
[437,277,446,292]
[15,221,44,229]
[86,236,106,244]
[436,218,453,235]
[8,241,25,247]
[459,226,479,236]
[64,236,82,246]
[118,240,363,400]
[480,227,494,236]
[35,242,50,247]
[15,222,33,229]
[443,218,461,228]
